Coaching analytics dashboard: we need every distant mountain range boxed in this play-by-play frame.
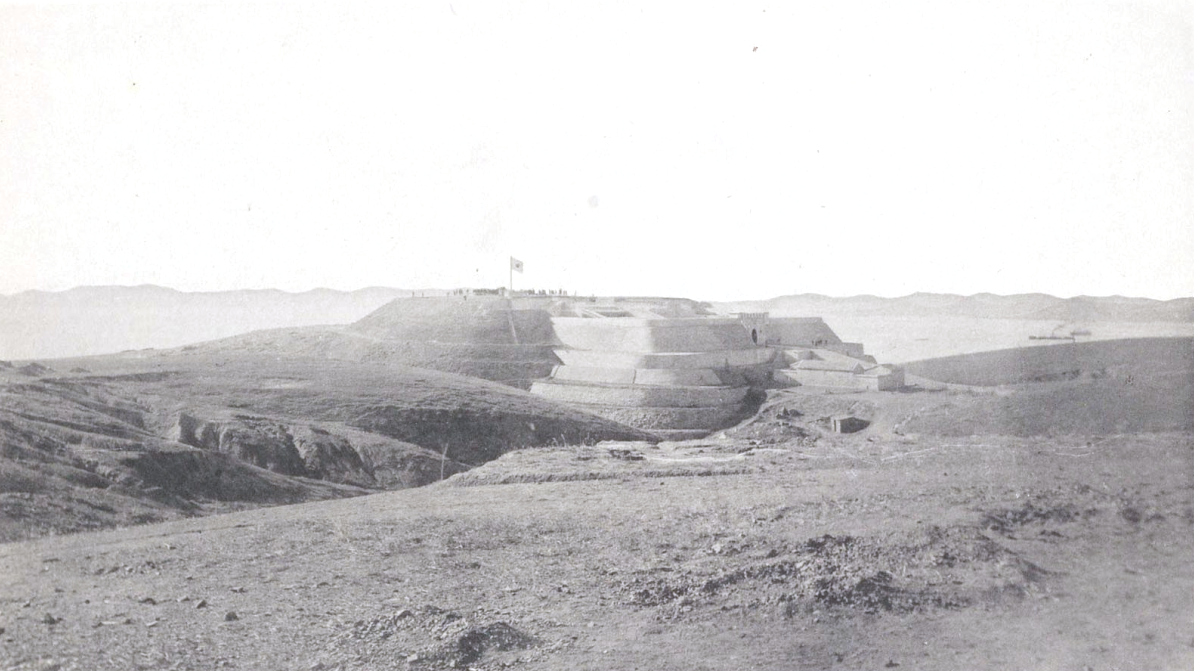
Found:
[3,286,1192,360]
[0,285,414,359]
[714,293,1194,323]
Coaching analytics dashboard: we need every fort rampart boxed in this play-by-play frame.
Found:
[355,294,900,438]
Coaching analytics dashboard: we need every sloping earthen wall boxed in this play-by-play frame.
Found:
[555,348,773,369]
[765,317,844,348]
[530,316,770,437]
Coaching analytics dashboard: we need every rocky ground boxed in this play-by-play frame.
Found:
[0,353,651,542]
[1,429,1190,670]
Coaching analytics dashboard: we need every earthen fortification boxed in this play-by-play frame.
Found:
[360,293,902,437]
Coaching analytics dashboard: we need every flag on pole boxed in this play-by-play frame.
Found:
[510,257,524,273]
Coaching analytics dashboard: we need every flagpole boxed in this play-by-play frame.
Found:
[508,256,522,296]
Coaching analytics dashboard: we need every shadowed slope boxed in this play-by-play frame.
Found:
[0,353,653,541]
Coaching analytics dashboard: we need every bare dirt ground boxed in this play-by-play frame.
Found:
[2,427,1190,670]
[2,337,1191,669]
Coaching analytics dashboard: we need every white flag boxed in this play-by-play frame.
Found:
[510,257,524,273]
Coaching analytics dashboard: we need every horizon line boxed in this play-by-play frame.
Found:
[1,283,1192,303]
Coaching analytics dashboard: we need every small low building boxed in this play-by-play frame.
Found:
[831,415,870,433]
[859,364,904,391]
[780,351,904,391]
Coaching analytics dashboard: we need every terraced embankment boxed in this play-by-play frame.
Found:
[532,317,774,438]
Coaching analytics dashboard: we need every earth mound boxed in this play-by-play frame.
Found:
[349,295,557,345]
[190,326,560,389]
[903,337,1194,387]
[898,338,1194,436]
[181,295,567,388]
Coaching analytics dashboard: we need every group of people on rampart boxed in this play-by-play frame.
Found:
[447,287,573,297]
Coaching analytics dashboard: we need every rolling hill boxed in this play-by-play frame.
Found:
[714,292,1194,322]
[0,352,652,542]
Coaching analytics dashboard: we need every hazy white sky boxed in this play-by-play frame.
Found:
[2,0,1191,300]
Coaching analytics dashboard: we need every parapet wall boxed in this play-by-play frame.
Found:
[551,317,755,353]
